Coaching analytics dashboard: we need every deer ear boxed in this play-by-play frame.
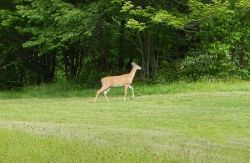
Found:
[131,62,136,66]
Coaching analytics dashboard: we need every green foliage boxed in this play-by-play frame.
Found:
[16,0,97,53]
[181,42,238,79]
[182,0,250,80]
[0,2,25,89]
[152,10,187,29]
[0,0,250,88]
[126,18,146,31]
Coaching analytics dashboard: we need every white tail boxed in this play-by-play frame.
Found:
[94,62,142,102]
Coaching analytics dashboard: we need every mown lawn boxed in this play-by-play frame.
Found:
[0,81,250,162]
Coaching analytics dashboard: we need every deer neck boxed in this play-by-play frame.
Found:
[128,67,137,80]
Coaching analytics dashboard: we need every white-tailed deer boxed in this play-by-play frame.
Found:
[94,62,142,102]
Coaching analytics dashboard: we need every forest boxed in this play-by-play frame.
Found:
[1,1,250,162]
[1,0,250,89]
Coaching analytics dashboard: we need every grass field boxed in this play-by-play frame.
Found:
[0,81,250,162]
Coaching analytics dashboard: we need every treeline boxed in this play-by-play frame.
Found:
[0,0,250,89]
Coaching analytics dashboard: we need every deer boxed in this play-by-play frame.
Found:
[94,62,142,103]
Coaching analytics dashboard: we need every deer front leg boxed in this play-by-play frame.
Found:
[128,85,134,99]
[124,85,128,102]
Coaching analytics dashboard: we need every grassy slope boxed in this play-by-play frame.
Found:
[0,81,250,162]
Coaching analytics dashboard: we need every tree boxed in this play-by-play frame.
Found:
[0,0,249,89]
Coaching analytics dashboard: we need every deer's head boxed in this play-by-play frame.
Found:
[131,62,142,70]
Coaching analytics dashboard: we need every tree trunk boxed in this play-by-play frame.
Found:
[40,53,56,83]
[97,19,109,71]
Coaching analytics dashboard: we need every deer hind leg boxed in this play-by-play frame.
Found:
[124,85,129,102]
[94,86,109,103]
[128,85,134,99]
[103,88,111,103]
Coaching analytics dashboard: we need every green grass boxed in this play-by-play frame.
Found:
[0,81,250,162]
[1,80,250,99]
